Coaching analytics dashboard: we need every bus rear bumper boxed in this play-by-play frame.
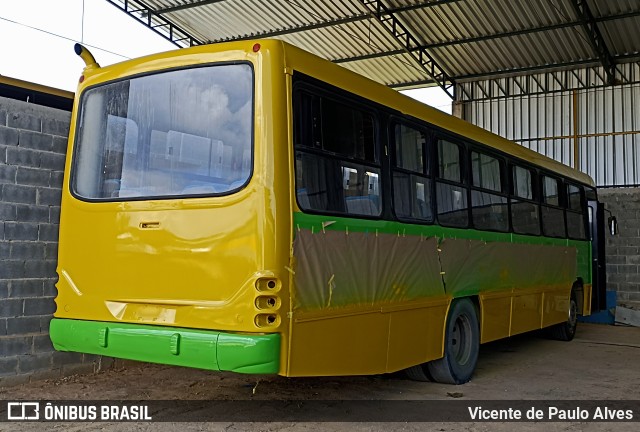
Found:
[50,318,280,374]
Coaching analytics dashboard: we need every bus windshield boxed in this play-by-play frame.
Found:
[72,63,253,200]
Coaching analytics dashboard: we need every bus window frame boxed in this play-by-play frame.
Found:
[468,146,510,233]
[509,163,543,236]
[291,71,595,239]
[434,136,470,228]
[540,173,568,238]
[292,80,384,220]
[69,61,256,203]
[566,181,588,241]
[388,117,435,224]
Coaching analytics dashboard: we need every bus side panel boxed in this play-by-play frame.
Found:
[481,286,572,341]
[288,313,389,376]
[582,284,593,316]
[287,222,446,376]
[440,238,577,335]
[510,287,545,335]
[439,239,577,299]
[287,300,450,376]
[290,227,444,312]
[385,300,449,372]
[479,291,512,343]
[573,239,593,316]
[542,286,573,328]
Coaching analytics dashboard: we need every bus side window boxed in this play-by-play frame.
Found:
[295,153,344,213]
[470,150,508,232]
[342,164,381,216]
[511,165,541,235]
[436,139,468,227]
[294,92,321,149]
[321,98,376,163]
[541,175,566,238]
[392,123,432,222]
[566,183,587,240]
[293,88,381,217]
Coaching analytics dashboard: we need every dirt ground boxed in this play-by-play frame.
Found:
[1,323,639,431]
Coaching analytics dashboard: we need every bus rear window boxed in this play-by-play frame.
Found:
[72,63,253,200]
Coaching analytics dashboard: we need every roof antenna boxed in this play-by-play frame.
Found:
[74,43,100,69]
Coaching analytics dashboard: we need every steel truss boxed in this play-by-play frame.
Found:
[106,0,203,47]
[569,0,616,85]
[455,61,640,103]
[359,0,458,98]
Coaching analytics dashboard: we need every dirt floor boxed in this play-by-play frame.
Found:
[1,323,639,431]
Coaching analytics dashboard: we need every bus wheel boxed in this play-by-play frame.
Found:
[405,364,432,382]
[428,298,480,385]
[547,291,578,341]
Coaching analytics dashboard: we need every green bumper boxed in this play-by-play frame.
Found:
[50,318,280,374]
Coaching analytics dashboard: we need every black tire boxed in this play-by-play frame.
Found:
[427,298,480,385]
[547,291,578,341]
[405,364,432,382]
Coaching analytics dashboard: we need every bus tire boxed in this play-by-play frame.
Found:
[405,364,431,382]
[427,298,479,385]
[547,291,578,342]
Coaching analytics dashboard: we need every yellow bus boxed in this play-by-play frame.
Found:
[51,40,607,384]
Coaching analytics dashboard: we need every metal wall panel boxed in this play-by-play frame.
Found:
[464,65,640,187]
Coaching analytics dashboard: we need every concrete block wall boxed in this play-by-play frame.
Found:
[0,97,112,386]
[597,188,640,307]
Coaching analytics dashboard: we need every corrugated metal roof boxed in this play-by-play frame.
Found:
[341,53,427,85]
[106,0,640,89]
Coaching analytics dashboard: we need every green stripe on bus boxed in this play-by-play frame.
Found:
[294,212,585,246]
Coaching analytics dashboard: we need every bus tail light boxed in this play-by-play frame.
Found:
[255,278,279,292]
[255,314,279,328]
[255,296,279,310]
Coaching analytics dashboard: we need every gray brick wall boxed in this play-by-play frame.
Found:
[0,97,113,386]
[597,187,640,307]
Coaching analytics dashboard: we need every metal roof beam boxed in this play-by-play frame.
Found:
[457,60,597,82]
[106,0,203,46]
[359,0,457,99]
[390,60,596,89]
[211,0,463,43]
[155,0,227,15]
[391,51,640,90]
[334,10,640,65]
[456,52,640,82]
[569,0,616,85]
[451,61,640,102]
